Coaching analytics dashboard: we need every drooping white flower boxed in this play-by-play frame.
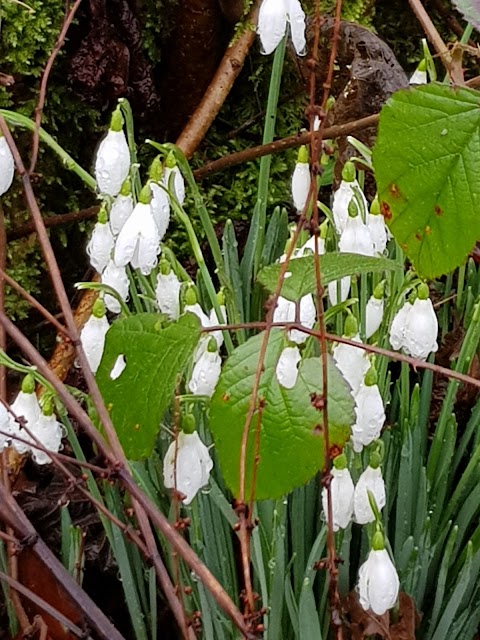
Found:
[410,59,427,85]
[95,110,130,197]
[389,285,438,360]
[188,341,222,397]
[156,268,182,320]
[358,534,400,615]
[101,260,129,314]
[80,300,110,374]
[322,456,354,531]
[110,354,126,380]
[164,153,185,205]
[332,322,369,395]
[339,214,374,256]
[368,212,388,255]
[0,403,11,449]
[110,192,134,236]
[351,367,386,453]
[163,430,213,505]
[389,300,412,351]
[276,346,301,388]
[114,186,160,276]
[0,133,15,196]
[279,233,325,263]
[86,210,115,274]
[291,146,311,213]
[332,162,369,235]
[354,465,386,524]
[328,277,351,306]
[273,294,316,344]
[258,0,306,56]
[8,381,41,454]
[365,295,384,339]
[209,304,227,350]
[30,410,64,465]
[150,182,171,240]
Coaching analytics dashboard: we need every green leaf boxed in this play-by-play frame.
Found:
[373,83,480,278]
[257,253,400,302]
[209,330,354,500]
[96,313,201,459]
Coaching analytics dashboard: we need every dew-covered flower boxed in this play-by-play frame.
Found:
[276,345,301,388]
[188,339,222,397]
[273,295,316,344]
[291,145,311,213]
[164,152,185,205]
[328,277,351,306]
[351,365,385,452]
[156,264,181,320]
[86,207,115,274]
[95,109,130,197]
[258,0,306,56]
[163,430,213,505]
[354,464,386,524]
[358,532,399,615]
[389,284,438,360]
[80,300,110,374]
[30,407,64,465]
[8,375,41,454]
[0,132,14,196]
[151,182,171,240]
[114,185,160,276]
[332,162,369,235]
[101,260,129,314]
[110,182,134,236]
[322,454,354,531]
[368,211,388,255]
[332,317,369,395]
[365,283,385,339]
[339,209,374,257]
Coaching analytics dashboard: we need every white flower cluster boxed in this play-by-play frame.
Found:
[0,375,63,465]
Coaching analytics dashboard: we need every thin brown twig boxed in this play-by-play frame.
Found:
[29,0,83,174]
[7,206,99,242]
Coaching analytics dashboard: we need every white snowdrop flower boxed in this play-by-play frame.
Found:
[354,465,386,524]
[185,302,210,328]
[156,266,181,320]
[114,186,160,276]
[95,109,130,197]
[339,213,374,257]
[0,133,14,196]
[163,430,213,505]
[322,455,354,531]
[101,260,129,314]
[86,208,115,274]
[30,409,64,465]
[209,302,227,350]
[291,145,311,213]
[368,213,388,255]
[8,377,41,454]
[365,287,384,339]
[110,188,134,236]
[351,366,386,453]
[410,59,427,85]
[389,300,412,351]
[164,153,185,205]
[150,182,171,240]
[332,162,368,235]
[0,403,11,449]
[188,340,222,397]
[328,277,351,306]
[278,234,325,263]
[80,300,110,374]
[332,318,369,395]
[258,0,306,56]
[110,354,126,380]
[273,295,316,344]
[358,533,400,615]
[276,346,301,388]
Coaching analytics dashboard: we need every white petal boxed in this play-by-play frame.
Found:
[291,162,311,212]
[0,403,11,449]
[150,183,171,240]
[276,346,301,388]
[389,301,412,351]
[368,214,388,255]
[354,466,386,524]
[95,130,130,197]
[164,166,185,205]
[185,303,210,328]
[110,354,126,380]
[322,467,354,531]
[328,277,351,305]
[156,271,181,320]
[332,180,368,235]
[0,136,14,195]
[80,314,110,374]
[101,260,129,314]
[110,194,134,236]
[403,298,438,360]
[339,216,374,256]
[30,413,64,465]
[358,549,399,615]
[258,0,288,55]
[273,296,295,325]
[188,350,222,397]
[333,333,369,395]
[351,383,385,452]
[365,297,384,339]
[287,0,306,55]
[209,306,227,350]
[86,222,115,274]
[114,202,160,275]
[410,68,427,85]
[163,431,213,504]
[289,294,316,344]
[9,391,42,454]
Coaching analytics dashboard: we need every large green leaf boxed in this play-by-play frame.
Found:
[209,330,354,500]
[96,313,201,459]
[373,83,480,278]
[257,253,400,302]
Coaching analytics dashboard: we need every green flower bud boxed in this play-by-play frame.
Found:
[297,145,309,164]
[185,286,198,306]
[159,256,172,275]
[372,530,385,551]
[341,161,356,183]
[216,289,225,307]
[348,198,359,218]
[344,313,358,338]
[41,395,54,417]
[181,414,196,435]
[21,373,35,394]
[333,452,348,470]
[207,337,218,353]
[165,151,177,169]
[418,58,427,71]
[364,364,378,387]
[110,107,124,133]
[92,298,106,319]
[138,183,152,205]
[149,156,164,183]
[97,202,109,225]
[319,219,329,239]
[373,281,385,300]
[370,195,380,216]
[119,178,132,196]
[417,282,430,300]
[369,450,382,469]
